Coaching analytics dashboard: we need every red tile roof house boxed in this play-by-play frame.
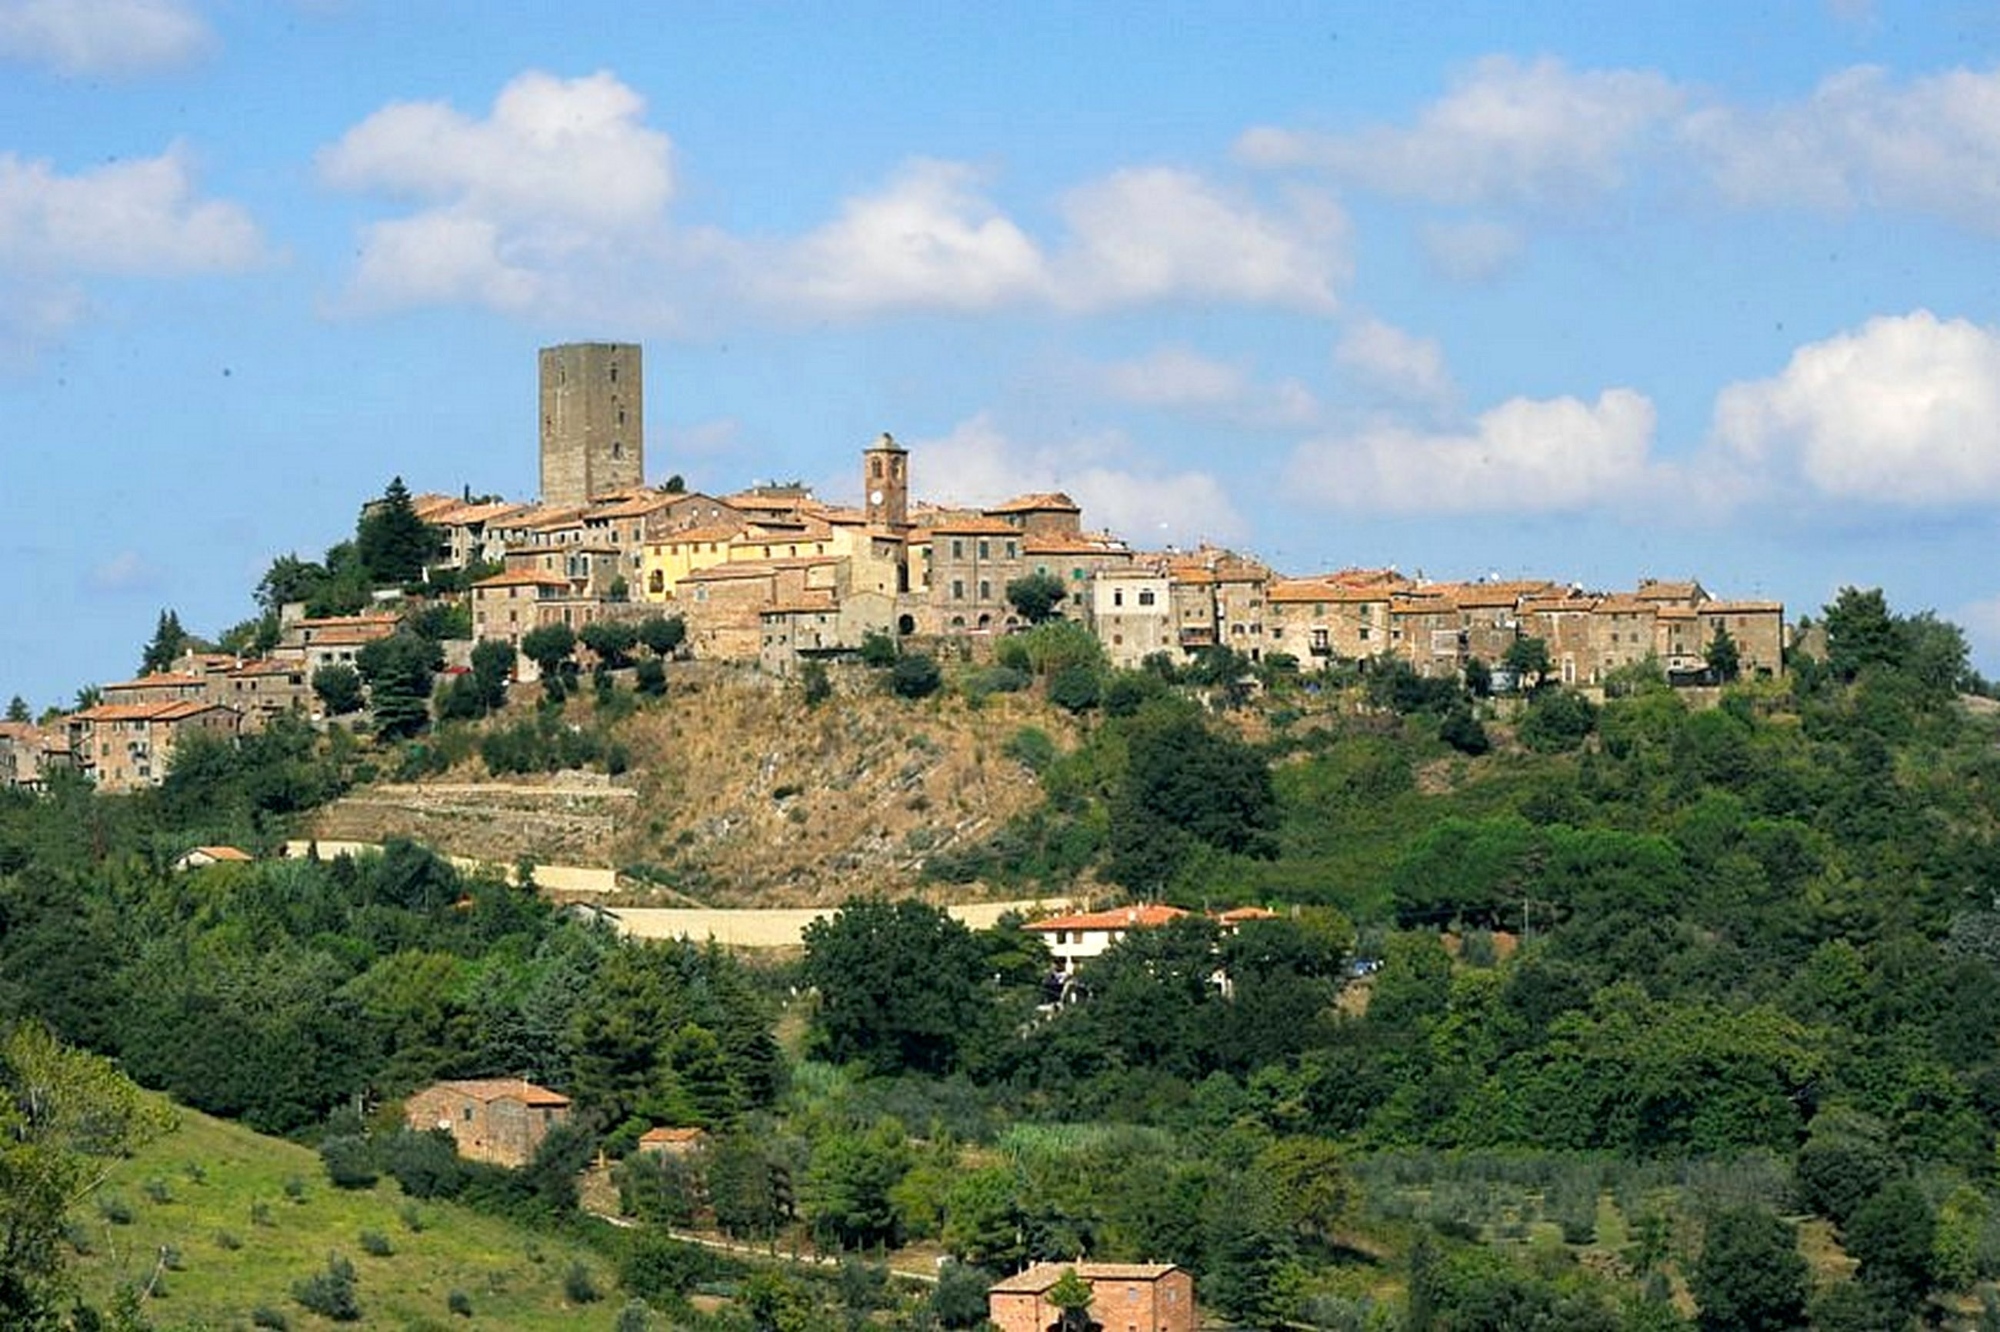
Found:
[1023,905,1191,978]
[637,1126,710,1156]
[987,1262,1195,1332]
[404,1079,571,1168]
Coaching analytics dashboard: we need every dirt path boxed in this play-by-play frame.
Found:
[606,898,1073,947]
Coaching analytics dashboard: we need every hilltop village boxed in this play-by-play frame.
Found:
[5,341,1783,794]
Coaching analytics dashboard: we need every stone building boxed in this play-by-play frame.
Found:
[987,1263,1195,1332]
[404,1078,571,1168]
[1090,569,1174,670]
[540,342,643,507]
[67,700,241,792]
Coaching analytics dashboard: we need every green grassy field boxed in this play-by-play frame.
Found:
[70,1103,621,1330]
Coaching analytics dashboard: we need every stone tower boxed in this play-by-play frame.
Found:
[862,432,908,530]
[539,343,643,506]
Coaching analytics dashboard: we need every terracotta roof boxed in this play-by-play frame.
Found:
[1454,580,1557,608]
[1593,595,1656,614]
[1025,904,1189,934]
[437,500,531,526]
[103,673,207,690]
[473,570,573,590]
[188,845,253,862]
[639,1126,709,1147]
[1520,597,1597,615]
[928,515,1022,536]
[1217,905,1281,924]
[987,491,1081,514]
[74,700,233,723]
[1634,579,1704,601]
[681,556,839,582]
[228,658,304,678]
[410,493,461,519]
[988,1263,1183,1294]
[428,1078,570,1108]
[1023,535,1127,556]
[1703,599,1784,613]
[586,494,671,519]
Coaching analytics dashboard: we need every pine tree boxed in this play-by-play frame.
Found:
[140,609,188,675]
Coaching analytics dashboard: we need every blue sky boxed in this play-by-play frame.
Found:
[5,0,2000,707]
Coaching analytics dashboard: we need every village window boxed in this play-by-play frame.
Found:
[951,539,964,559]
[979,580,991,601]
[1113,590,1125,607]
[608,363,618,382]
[952,580,965,601]
[977,540,990,559]
[462,1104,475,1122]
[1137,590,1155,607]
[1005,541,1017,558]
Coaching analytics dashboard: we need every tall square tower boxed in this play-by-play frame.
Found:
[539,343,643,506]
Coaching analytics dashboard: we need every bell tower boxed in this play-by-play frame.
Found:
[862,432,909,530]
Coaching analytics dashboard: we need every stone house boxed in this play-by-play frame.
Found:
[1519,595,1597,686]
[0,722,55,790]
[404,1078,571,1168]
[682,556,842,661]
[222,657,311,729]
[1267,579,1403,663]
[758,589,896,676]
[67,700,242,792]
[1587,595,1661,679]
[641,522,746,601]
[928,515,1029,634]
[986,491,1083,540]
[101,672,210,706]
[1089,569,1175,670]
[1389,590,1466,677]
[987,1263,1195,1332]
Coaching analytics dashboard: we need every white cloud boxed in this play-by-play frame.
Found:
[1711,310,2000,505]
[911,412,1246,547]
[320,70,675,313]
[1237,55,1681,207]
[0,143,264,350]
[1682,64,2000,230]
[1096,345,1318,428]
[757,162,1346,318]
[1051,169,1345,312]
[1335,318,1455,406]
[0,143,265,274]
[1288,388,1657,513]
[753,159,1046,315]
[0,0,210,76]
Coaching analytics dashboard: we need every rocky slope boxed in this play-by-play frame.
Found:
[306,663,1072,906]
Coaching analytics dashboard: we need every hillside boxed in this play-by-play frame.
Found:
[306,662,1075,905]
[70,1104,610,1330]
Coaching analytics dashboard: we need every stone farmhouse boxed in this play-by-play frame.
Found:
[404,1077,572,1169]
[988,1262,1196,1332]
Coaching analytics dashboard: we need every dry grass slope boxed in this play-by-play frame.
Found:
[308,663,1075,906]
